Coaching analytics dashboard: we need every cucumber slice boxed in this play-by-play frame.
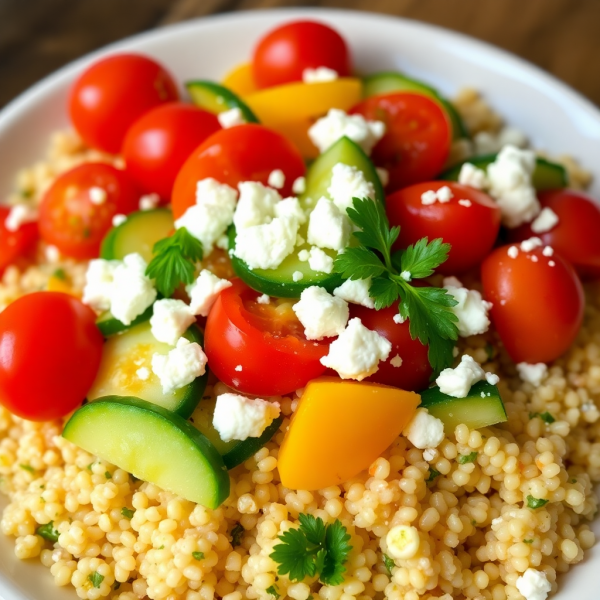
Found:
[63,396,230,509]
[229,136,381,297]
[440,154,568,190]
[363,71,468,140]
[190,398,283,470]
[100,209,174,263]
[87,321,207,418]
[186,80,259,123]
[96,304,153,337]
[419,381,507,432]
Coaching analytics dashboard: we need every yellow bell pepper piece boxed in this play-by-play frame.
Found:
[221,62,257,96]
[46,273,79,298]
[278,377,420,490]
[243,78,363,126]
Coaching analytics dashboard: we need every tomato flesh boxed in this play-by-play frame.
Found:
[0,206,38,275]
[0,292,104,421]
[204,279,328,396]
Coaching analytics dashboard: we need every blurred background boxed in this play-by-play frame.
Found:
[1,0,599,109]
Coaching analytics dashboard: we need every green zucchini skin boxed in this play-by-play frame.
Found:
[63,396,230,509]
[440,154,568,190]
[419,381,507,432]
[96,305,153,338]
[186,80,259,123]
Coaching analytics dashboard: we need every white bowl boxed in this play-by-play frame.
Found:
[0,7,599,600]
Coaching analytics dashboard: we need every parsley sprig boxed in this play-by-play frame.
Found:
[270,514,352,586]
[145,227,203,297]
[334,198,458,372]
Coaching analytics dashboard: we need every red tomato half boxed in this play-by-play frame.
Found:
[387,182,501,274]
[0,292,103,421]
[171,124,305,219]
[350,305,432,391]
[0,206,38,275]
[204,279,328,396]
[481,245,584,364]
[508,189,600,280]
[39,163,140,259]
[123,102,221,201]
[252,20,351,88]
[69,53,179,153]
[351,93,451,192]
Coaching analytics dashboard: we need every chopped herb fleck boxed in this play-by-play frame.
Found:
[529,411,555,424]
[526,495,549,509]
[53,268,66,280]
[20,189,32,199]
[113,582,121,590]
[86,462,94,472]
[458,452,478,464]
[484,343,496,360]
[158,545,164,549]
[383,553,395,575]
[426,468,441,483]
[36,521,59,543]
[105,471,112,479]
[230,522,244,546]
[570,478,577,484]
[192,551,204,560]
[471,519,477,526]
[19,464,34,473]
[121,507,134,519]
[88,571,104,588]
[523,539,533,544]
[266,585,280,599]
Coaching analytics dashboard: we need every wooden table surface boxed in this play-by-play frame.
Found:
[1,0,599,109]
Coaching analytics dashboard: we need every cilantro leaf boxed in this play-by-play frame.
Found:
[400,237,451,280]
[270,526,317,581]
[121,507,134,519]
[192,551,205,560]
[383,554,395,576]
[334,247,386,281]
[320,520,352,585]
[526,495,549,509]
[36,521,59,543]
[88,572,104,588]
[458,451,478,464]
[369,276,400,310]
[298,513,326,547]
[230,522,245,547]
[266,585,280,599]
[426,468,441,483]
[145,227,203,297]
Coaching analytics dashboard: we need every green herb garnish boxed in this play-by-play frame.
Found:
[334,197,458,372]
[484,343,496,360]
[458,451,478,464]
[230,522,244,547]
[526,495,549,509]
[113,582,121,591]
[36,521,59,543]
[88,571,104,588]
[121,507,134,519]
[19,464,34,473]
[529,411,555,424]
[426,468,441,483]
[383,553,395,575]
[145,227,203,297]
[192,551,204,560]
[105,471,112,479]
[523,539,533,544]
[266,585,280,599]
[53,268,66,280]
[270,513,352,585]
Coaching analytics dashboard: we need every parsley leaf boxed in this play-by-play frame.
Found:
[334,197,458,373]
[145,227,203,297]
[192,551,204,560]
[523,539,533,544]
[121,507,134,519]
[266,585,280,599]
[88,571,104,588]
[230,522,245,547]
[270,515,352,585]
[526,495,549,509]
[529,411,555,424]
[36,521,59,543]
[19,464,34,473]
[458,451,478,464]
[53,268,66,280]
[382,554,395,576]
[426,468,441,483]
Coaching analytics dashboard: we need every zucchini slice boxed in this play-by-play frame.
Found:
[363,71,468,140]
[186,80,259,123]
[229,136,383,297]
[63,396,230,509]
[419,381,507,432]
[190,397,283,470]
[100,209,174,264]
[96,305,153,338]
[87,321,207,418]
[440,154,568,190]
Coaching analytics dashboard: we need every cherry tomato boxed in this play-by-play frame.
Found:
[123,102,221,201]
[39,163,140,259]
[69,53,179,153]
[252,20,351,88]
[350,93,451,192]
[0,292,103,421]
[171,124,305,219]
[481,245,584,364]
[508,189,600,280]
[0,206,38,275]
[387,182,501,274]
[350,305,432,391]
[204,279,328,396]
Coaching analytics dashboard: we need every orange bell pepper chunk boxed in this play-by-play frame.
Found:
[243,78,363,126]
[222,62,257,96]
[278,377,420,490]
[46,274,78,297]
[270,119,319,160]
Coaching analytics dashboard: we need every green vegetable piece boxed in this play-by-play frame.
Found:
[426,468,441,483]
[186,80,259,123]
[19,464,34,473]
[53,268,66,280]
[266,585,280,599]
[231,523,245,547]
[192,551,205,560]
[121,507,134,520]
[458,451,478,464]
[383,554,395,575]
[105,471,112,479]
[88,572,104,588]
[523,539,534,544]
[526,495,549,509]
[36,521,59,543]
[530,411,555,424]
[95,304,154,338]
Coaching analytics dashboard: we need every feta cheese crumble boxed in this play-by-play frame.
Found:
[150,299,195,346]
[151,337,208,395]
[400,271,411,281]
[139,193,160,211]
[233,181,281,231]
[45,245,60,263]
[393,313,405,324]
[88,187,107,205]
[543,246,554,257]
[516,362,548,387]
[267,169,285,189]
[520,237,543,252]
[421,186,453,205]
[213,393,281,442]
[458,199,472,207]
[5,204,38,231]
[403,408,445,449]
[507,245,519,259]
[333,278,375,309]
[308,109,385,155]
[390,355,403,368]
[306,196,351,251]
[292,271,304,282]
[327,162,376,214]
[292,286,349,340]
[175,178,238,253]
[515,569,551,600]
[302,66,339,83]
[386,525,420,560]
[257,294,270,305]
[136,367,150,381]
[234,365,243,372]
[531,207,559,234]
[217,107,245,128]
[320,317,391,380]
[112,214,127,227]
[436,355,495,398]
[292,176,306,195]
[187,269,232,316]
[308,246,334,274]
[458,162,488,189]
[443,277,492,337]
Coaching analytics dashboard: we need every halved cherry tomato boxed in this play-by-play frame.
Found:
[0,292,103,421]
[387,182,501,274]
[252,20,351,89]
[123,102,221,201]
[350,305,432,391]
[171,124,305,219]
[508,189,600,280]
[481,245,584,364]
[204,279,328,396]
[39,163,140,259]
[350,93,451,192]
[69,53,179,153]
[0,206,38,274]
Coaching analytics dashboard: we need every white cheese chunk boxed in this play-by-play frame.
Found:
[443,277,492,337]
[308,109,385,155]
[217,107,245,128]
[393,313,405,324]
[390,355,403,368]
[89,187,107,205]
[45,245,61,263]
[139,193,160,211]
[233,181,281,230]
[302,66,339,83]
[516,362,548,387]
[292,176,306,195]
[186,269,232,317]
[515,569,551,600]
[542,246,554,257]
[5,204,38,231]
[520,236,543,252]
[320,317,391,380]
[327,163,376,214]
[175,178,238,253]
[458,162,488,189]
[136,367,150,381]
[292,271,304,282]
[507,245,519,259]
[257,294,270,304]
[82,258,120,312]
[386,525,420,560]
[267,169,285,189]
[308,246,334,274]
[306,196,351,252]
[112,214,127,227]
[293,286,349,340]
[421,186,453,205]
[436,354,494,398]
[333,277,375,309]
[151,337,208,394]
[403,408,445,449]
[150,299,195,346]
[213,393,281,442]
[274,196,306,226]
[531,207,559,234]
